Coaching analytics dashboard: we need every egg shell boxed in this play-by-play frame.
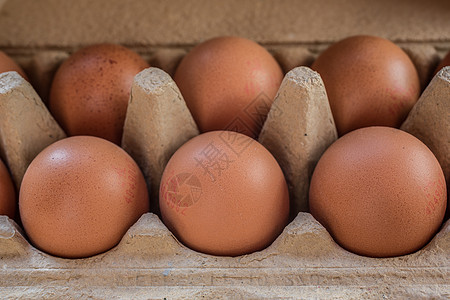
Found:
[309,126,447,257]
[0,51,28,81]
[49,44,150,145]
[159,131,289,256]
[174,36,283,138]
[311,35,421,136]
[19,136,150,258]
[0,158,16,220]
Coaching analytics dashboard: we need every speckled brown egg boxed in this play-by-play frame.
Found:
[311,35,420,136]
[159,131,289,256]
[0,158,16,220]
[49,44,149,145]
[309,127,446,258]
[0,51,28,80]
[174,36,283,138]
[19,136,149,258]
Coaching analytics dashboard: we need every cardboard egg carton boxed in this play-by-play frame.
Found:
[1,0,450,298]
[1,64,449,299]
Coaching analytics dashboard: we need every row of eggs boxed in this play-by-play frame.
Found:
[0,36,448,259]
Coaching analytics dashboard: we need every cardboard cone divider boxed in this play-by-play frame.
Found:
[401,66,450,183]
[0,64,449,297]
[0,71,66,191]
[121,67,199,215]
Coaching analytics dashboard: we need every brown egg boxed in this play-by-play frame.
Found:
[0,51,28,80]
[174,36,283,138]
[0,158,16,220]
[49,44,149,145]
[159,131,289,256]
[309,127,446,257]
[19,136,149,258]
[434,50,450,75]
[311,35,420,136]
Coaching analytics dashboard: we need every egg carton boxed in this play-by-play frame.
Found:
[0,38,449,299]
[1,0,450,296]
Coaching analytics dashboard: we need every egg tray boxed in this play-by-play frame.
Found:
[0,35,449,298]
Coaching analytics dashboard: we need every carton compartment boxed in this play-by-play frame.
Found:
[1,212,449,298]
[0,43,449,298]
[6,42,447,103]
